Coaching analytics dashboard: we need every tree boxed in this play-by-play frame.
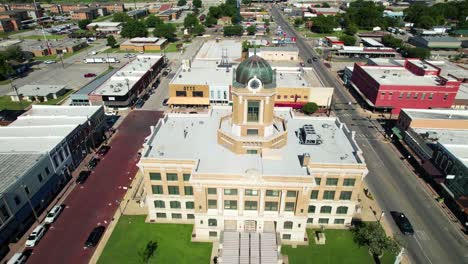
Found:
[416,15,435,29]
[204,15,217,27]
[231,12,242,25]
[322,2,330,8]
[121,20,148,38]
[294,18,304,27]
[246,25,256,35]
[193,0,202,8]
[4,46,25,62]
[193,24,206,35]
[106,35,117,48]
[242,0,252,6]
[311,15,338,33]
[405,47,431,60]
[0,53,14,80]
[154,23,177,41]
[382,34,403,49]
[302,102,319,115]
[177,0,187,6]
[353,222,399,258]
[78,19,91,30]
[264,19,270,26]
[139,241,158,264]
[339,35,356,46]
[184,13,200,29]
[344,0,385,29]
[208,6,222,19]
[146,15,163,28]
[344,24,358,36]
[223,25,244,36]
[266,27,270,34]
[112,12,131,22]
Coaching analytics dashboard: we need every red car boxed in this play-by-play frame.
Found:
[84,73,96,78]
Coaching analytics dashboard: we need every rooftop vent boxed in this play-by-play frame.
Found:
[299,124,322,145]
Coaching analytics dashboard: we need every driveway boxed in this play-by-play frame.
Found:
[25,110,163,264]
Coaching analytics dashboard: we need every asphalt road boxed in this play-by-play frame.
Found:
[25,111,163,264]
[271,6,468,264]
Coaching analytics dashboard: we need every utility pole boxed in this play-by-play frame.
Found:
[10,81,24,109]
[59,53,64,68]
[21,185,40,224]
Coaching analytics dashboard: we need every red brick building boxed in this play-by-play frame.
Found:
[349,59,462,114]
[71,7,100,20]
[0,18,15,32]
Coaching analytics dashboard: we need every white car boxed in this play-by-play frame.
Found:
[44,60,56,64]
[25,225,46,247]
[44,205,63,224]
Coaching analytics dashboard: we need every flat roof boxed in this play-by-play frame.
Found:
[421,36,461,43]
[359,66,449,86]
[402,108,468,121]
[0,153,45,194]
[456,84,468,100]
[441,143,468,168]
[22,105,101,117]
[427,61,468,80]
[170,60,234,86]
[122,37,167,46]
[361,37,384,47]
[7,84,66,97]
[195,39,243,62]
[0,125,77,138]
[143,108,363,175]
[92,55,163,96]
[11,116,87,126]
[87,22,121,27]
[249,46,299,53]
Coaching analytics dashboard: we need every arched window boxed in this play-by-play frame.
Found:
[154,200,165,208]
[336,206,348,214]
[208,219,217,227]
[320,206,332,214]
[283,221,293,229]
[170,201,181,209]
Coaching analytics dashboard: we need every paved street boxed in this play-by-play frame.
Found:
[271,6,468,264]
[25,111,163,264]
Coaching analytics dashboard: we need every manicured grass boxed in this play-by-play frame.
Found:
[33,54,58,61]
[98,215,212,264]
[165,42,180,53]
[93,15,113,22]
[0,96,31,111]
[282,229,395,264]
[21,34,66,40]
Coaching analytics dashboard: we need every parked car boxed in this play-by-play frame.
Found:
[6,250,32,264]
[162,98,169,106]
[97,145,111,156]
[391,211,414,235]
[25,225,46,247]
[88,157,100,169]
[44,60,56,64]
[84,73,96,78]
[312,57,318,62]
[76,170,91,184]
[44,205,63,224]
[85,226,106,247]
[134,98,144,109]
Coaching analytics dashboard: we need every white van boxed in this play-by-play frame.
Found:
[7,253,27,264]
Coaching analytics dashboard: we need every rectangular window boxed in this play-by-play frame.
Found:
[414,93,418,99]
[388,92,393,100]
[310,190,319,199]
[176,91,187,97]
[406,92,411,99]
[245,189,258,196]
[326,178,338,186]
[192,91,203,97]
[166,173,178,181]
[429,93,433,100]
[154,200,165,208]
[187,214,195,219]
[209,231,218,237]
[168,186,180,195]
[343,178,356,186]
[186,201,194,209]
[184,186,193,196]
[277,95,281,99]
[210,90,214,99]
[307,218,313,224]
[323,191,335,200]
[265,202,278,211]
[207,188,217,195]
[208,199,217,209]
[45,167,50,175]
[224,91,227,100]
[170,201,181,208]
[156,213,166,218]
[217,90,221,99]
[0,205,10,221]
[244,201,258,210]
[314,178,321,185]
[334,219,345,224]
[286,191,297,198]
[246,149,258,154]
[285,202,295,212]
[14,196,21,205]
[247,101,260,122]
[37,173,43,182]
[152,185,163,194]
[308,205,316,213]
[224,200,237,209]
[421,93,426,100]
[398,92,403,99]
[224,189,238,195]
[183,174,191,181]
[172,213,182,219]
[266,190,280,197]
[380,92,385,99]
[340,191,352,200]
[247,129,259,135]
[282,234,291,240]
[318,218,329,224]
[149,173,161,180]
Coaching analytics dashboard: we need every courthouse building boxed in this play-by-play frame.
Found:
[138,54,368,246]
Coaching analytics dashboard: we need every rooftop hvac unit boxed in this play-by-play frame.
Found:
[299,124,322,145]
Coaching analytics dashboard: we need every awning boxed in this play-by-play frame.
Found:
[275,101,305,109]
[391,126,403,140]
[167,97,210,105]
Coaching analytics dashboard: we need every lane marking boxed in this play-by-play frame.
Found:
[414,236,434,264]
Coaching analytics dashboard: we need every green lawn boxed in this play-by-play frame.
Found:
[282,229,395,264]
[98,216,212,264]
[21,34,66,40]
[303,32,344,38]
[0,96,31,111]
[93,15,113,22]
[165,42,180,53]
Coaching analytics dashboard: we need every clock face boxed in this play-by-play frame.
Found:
[248,77,262,91]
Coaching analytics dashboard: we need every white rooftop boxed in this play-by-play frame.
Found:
[402,108,468,121]
[195,39,243,62]
[22,105,101,118]
[456,84,468,100]
[87,22,121,28]
[171,60,234,86]
[92,55,163,96]
[143,107,363,175]
[11,116,88,127]
[8,85,66,97]
[360,66,451,86]
[361,38,384,47]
